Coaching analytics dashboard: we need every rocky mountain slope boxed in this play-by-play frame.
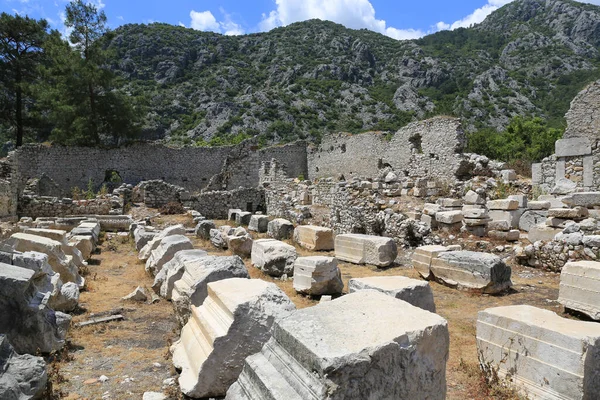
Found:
[106,0,600,145]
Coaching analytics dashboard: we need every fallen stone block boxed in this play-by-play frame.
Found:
[293,256,343,296]
[349,276,436,312]
[519,210,548,232]
[235,212,252,226]
[68,235,94,260]
[248,215,269,233]
[226,290,449,400]
[251,239,297,277]
[488,230,520,242]
[528,224,561,243]
[153,250,208,298]
[430,251,512,293]
[0,335,47,400]
[462,208,488,219]
[420,214,437,229]
[172,278,296,398]
[73,221,101,243]
[558,261,600,320]
[22,228,67,243]
[527,201,551,210]
[412,245,449,279]
[334,234,397,267]
[561,192,600,208]
[488,210,521,229]
[209,228,228,249]
[122,286,148,302]
[138,224,186,261]
[545,217,570,228]
[267,218,294,240]
[463,218,490,227]
[171,256,249,326]
[145,235,194,276]
[228,234,253,258]
[435,211,463,224]
[487,199,519,211]
[228,209,242,221]
[477,305,600,400]
[422,203,442,216]
[293,225,334,251]
[437,198,462,208]
[548,207,589,220]
[463,190,486,205]
[194,220,216,240]
[487,220,510,231]
[501,169,517,182]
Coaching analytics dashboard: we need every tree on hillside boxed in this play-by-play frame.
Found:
[42,0,140,146]
[0,13,51,146]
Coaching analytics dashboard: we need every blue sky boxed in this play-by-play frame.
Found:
[2,0,600,40]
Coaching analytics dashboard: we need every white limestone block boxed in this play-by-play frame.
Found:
[435,211,463,224]
[477,305,600,400]
[292,256,343,296]
[172,278,296,398]
[558,261,600,320]
[412,245,449,280]
[348,276,435,312]
[251,239,297,277]
[248,215,269,233]
[145,235,193,276]
[487,199,519,211]
[138,224,186,261]
[293,225,334,251]
[334,234,397,267]
[548,207,589,219]
[267,218,294,240]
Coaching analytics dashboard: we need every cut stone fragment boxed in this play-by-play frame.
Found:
[561,192,600,208]
[334,234,397,267]
[152,249,208,298]
[228,209,242,221]
[235,212,252,226]
[267,218,294,240]
[248,215,269,233]
[293,225,334,251]
[528,224,561,243]
[462,208,488,219]
[487,220,510,231]
[138,224,186,261]
[194,220,216,240]
[172,278,296,398]
[171,256,250,326]
[488,210,521,229]
[292,256,343,296]
[145,235,194,276]
[487,230,520,242]
[0,335,48,400]
[435,211,463,224]
[548,207,589,219]
[227,234,253,258]
[251,239,297,277]
[226,290,449,400]
[122,286,148,302]
[519,210,548,232]
[68,235,94,260]
[349,276,436,312]
[430,251,512,294]
[463,190,486,205]
[210,229,228,249]
[527,201,551,210]
[412,245,449,279]
[558,261,600,320]
[486,199,519,211]
[477,305,600,400]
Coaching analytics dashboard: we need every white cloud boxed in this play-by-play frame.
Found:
[189,8,245,35]
[435,0,513,31]
[258,0,425,40]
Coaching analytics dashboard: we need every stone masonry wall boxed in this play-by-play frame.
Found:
[18,196,112,218]
[564,80,600,141]
[184,187,265,219]
[307,116,465,181]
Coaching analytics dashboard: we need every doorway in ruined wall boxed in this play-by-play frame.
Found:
[553,138,594,189]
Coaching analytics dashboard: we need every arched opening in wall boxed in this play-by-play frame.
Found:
[341,144,346,153]
[103,170,122,193]
[409,134,423,154]
[246,202,253,212]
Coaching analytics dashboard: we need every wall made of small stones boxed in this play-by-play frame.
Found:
[185,187,265,219]
[18,196,113,219]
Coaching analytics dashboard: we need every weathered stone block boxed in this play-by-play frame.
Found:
[431,251,512,293]
[501,169,517,182]
[561,192,600,208]
[228,209,242,221]
[334,234,397,267]
[488,230,520,242]
[462,208,488,219]
[267,218,294,240]
[251,239,297,277]
[145,235,194,276]
[435,210,463,224]
[0,335,48,400]
[348,276,435,312]
[463,190,486,205]
[488,210,521,229]
[226,291,449,400]
[477,305,600,400]
[293,225,334,251]
[437,198,462,208]
[248,215,269,233]
[152,249,208,298]
[548,207,589,219]
[293,256,343,296]
[487,220,511,231]
[172,278,296,398]
[228,234,253,258]
[138,224,186,261]
[412,245,449,279]
[235,212,252,226]
[558,261,600,320]
[508,194,527,208]
[527,201,551,210]
[555,137,591,157]
[486,199,519,211]
[528,224,561,243]
[194,220,216,240]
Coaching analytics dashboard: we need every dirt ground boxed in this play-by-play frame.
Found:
[48,212,566,400]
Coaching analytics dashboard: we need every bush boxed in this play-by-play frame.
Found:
[159,201,186,215]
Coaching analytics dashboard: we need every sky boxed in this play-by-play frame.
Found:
[2,0,600,40]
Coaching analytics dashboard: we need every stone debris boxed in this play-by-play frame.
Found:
[430,251,512,294]
[227,234,253,258]
[348,276,436,312]
[293,225,334,251]
[267,218,294,240]
[122,286,148,302]
[138,224,186,261]
[292,256,343,296]
[334,233,397,267]
[171,256,250,326]
[152,250,208,298]
[209,228,228,249]
[477,305,600,400]
[0,334,48,400]
[194,220,216,240]
[3,233,84,288]
[172,278,296,398]
[528,224,562,243]
[228,209,242,221]
[251,239,297,277]
[0,263,70,354]
[133,226,157,251]
[142,392,167,400]
[145,235,193,276]
[486,199,519,211]
[412,245,449,280]
[547,206,589,220]
[558,261,600,320]
[235,211,252,226]
[226,290,449,400]
[68,235,95,260]
[248,215,269,233]
[561,192,600,208]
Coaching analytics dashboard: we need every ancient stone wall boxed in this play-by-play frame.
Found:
[307,117,465,181]
[184,187,265,219]
[18,196,113,218]
[564,80,600,141]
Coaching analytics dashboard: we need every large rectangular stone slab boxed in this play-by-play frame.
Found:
[293,226,334,251]
[412,245,449,280]
[488,210,521,229]
[528,224,561,243]
[334,234,397,267]
[477,305,600,400]
[349,276,436,312]
[251,239,297,277]
[292,256,343,296]
[486,199,519,211]
[435,211,463,224]
[561,192,600,208]
[558,261,600,320]
[430,251,512,294]
[555,137,591,157]
[226,290,449,400]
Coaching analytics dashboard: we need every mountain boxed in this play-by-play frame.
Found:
[105,0,600,145]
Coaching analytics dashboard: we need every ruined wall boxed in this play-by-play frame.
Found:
[12,141,308,197]
[185,187,265,219]
[307,117,465,181]
[18,196,113,219]
[564,80,600,141]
